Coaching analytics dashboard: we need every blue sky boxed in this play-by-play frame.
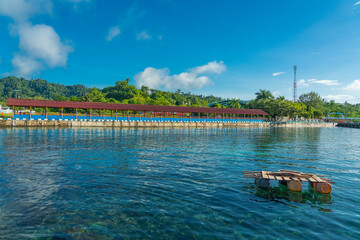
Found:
[1,0,360,103]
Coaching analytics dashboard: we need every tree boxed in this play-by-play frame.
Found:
[227,99,241,108]
[299,92,323,109]
[255,89,274,101]
[82,88,106,102]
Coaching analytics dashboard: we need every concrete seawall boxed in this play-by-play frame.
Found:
[0,119,336,128]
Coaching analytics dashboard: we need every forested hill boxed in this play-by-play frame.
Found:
[0,76,88,102]
[0,76,224,107]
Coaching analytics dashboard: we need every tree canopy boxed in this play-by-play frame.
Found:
[1,76,360,119]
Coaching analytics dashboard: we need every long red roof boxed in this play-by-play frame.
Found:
[6,98,268,115]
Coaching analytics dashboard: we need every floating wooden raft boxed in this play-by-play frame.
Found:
[243,170,335,184]
[243,170,334,193]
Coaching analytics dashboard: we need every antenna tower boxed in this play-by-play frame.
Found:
[293,65,297,102]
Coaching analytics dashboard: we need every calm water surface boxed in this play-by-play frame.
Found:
[0,127,359,239]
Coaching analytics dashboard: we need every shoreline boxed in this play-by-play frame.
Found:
[0,119,336,128]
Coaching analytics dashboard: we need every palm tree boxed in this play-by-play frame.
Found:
[227,99,241,108]
[276,96,285,101]
[255,89,274,101]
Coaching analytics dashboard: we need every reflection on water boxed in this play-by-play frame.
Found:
[0,127,359,239]
[247,183,333,210]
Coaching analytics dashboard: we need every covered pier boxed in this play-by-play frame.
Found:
[6,98,269,123]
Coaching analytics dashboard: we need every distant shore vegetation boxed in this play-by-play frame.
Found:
[1,76,359,119]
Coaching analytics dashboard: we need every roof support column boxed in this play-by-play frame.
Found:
[75,108,78,120]
[206,113,208,122]
[198,112,200,122]
[103,109,105,120]
[61,108,63,119]
[13,106,15,117]
[139,111,141,121]
[171,112,173,122]
[160,113,162,122]
[29,107,32,119]
[127,111,130,121]
[89,109,92,120]
[115,110,117,121]
[180,113,183,122]
[45,107,48,120]
[150,112,152,121]
[222,113,224,123]
[189,112,191,122]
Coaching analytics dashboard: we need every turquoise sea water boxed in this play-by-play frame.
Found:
[0,127,359,239]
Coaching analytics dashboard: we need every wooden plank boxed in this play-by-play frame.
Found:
[283,176,291,181]
[312,175,325,183]
[299,177,308,182]
[243,175,257,178]
[268,175,276,180]
[307,177,318,183]
[275,176,284,181]
[261,171,269,179]
[289,177,301,182]
[279,170,301,174]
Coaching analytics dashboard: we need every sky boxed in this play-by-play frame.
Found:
[1,0,360,103]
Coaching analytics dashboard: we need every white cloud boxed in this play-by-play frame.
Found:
[191,61,226,74]
[324,95,355,101]
[134,61,226,90]
[106,26,121,41]
[17,24,73,68]
[355,1,360,6]
[298,79,310,88]
[344,79,360,90]
[298,78,339,87]
[308,79,339,86]
[0,0,52,22]
[272,72,286,76]
[273,91,281,96]
[0,0,73,76]
[136,31,152,40]
[12,55,42,76]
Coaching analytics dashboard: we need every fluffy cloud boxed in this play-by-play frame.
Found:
[12,55,42,76]
[298,79,310,88]
[134,61,226,90]
[298,78,339,87]
[324,95,355,101]
[106,26,121,41]
[0,0,52,22]
[191,60,226,74]
[136,31,152,40]
[17,24,73,68]
[272,72,286,76]
[0,0,73,76]
[344,80,360,90]
[355,1,360,6]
